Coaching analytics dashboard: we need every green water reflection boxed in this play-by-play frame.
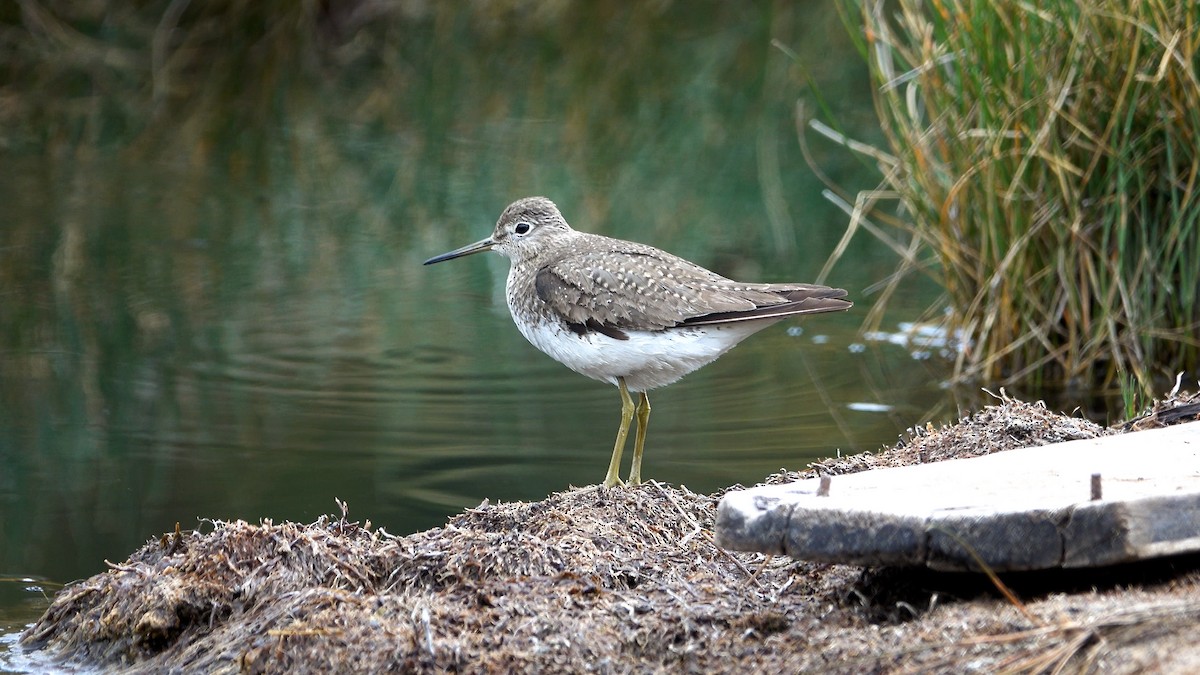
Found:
[1,4,953,637]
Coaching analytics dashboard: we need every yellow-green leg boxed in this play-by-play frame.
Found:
[627,391,651,485]
[602,377,636,487]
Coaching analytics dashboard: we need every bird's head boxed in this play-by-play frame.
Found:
[423,196,572,266]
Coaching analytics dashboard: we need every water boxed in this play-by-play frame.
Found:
[0,3,969,660]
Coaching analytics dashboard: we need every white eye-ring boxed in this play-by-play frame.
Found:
[514,221,531,235]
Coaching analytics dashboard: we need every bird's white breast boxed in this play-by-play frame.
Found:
[510,315,769,393]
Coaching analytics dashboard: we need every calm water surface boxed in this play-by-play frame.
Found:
[0,3,974,655]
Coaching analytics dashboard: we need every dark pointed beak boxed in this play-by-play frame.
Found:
[423,237,496,265]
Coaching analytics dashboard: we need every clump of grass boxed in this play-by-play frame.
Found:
[834,0,1200,393]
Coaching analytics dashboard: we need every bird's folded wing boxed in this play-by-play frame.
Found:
[533,250,825,332]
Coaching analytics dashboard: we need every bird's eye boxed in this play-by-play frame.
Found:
[514,221,531,235]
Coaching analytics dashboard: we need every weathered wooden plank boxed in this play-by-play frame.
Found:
[715,421,1200,571]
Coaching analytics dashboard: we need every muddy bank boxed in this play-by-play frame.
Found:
[19,394,1200,673]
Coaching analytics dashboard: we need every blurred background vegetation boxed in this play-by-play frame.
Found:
[1,0,878,252]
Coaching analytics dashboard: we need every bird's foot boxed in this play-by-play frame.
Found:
[601,472,625,488]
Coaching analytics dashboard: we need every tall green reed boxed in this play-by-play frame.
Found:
[833,0,1200,394]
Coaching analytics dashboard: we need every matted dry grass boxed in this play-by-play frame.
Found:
[19,394,1200,673]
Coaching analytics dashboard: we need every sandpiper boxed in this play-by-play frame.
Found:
[424,197,851,487]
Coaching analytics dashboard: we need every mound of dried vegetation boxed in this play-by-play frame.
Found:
[19,394,1200,673]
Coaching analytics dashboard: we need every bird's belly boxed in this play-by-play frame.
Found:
[513,319,770,392]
